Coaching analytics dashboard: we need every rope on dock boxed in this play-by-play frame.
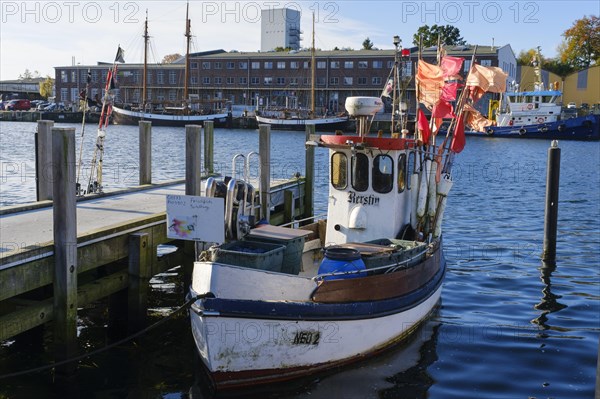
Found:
[0,293,211,380]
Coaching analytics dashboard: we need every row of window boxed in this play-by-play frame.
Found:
[195,76,386,86]
[193,59,411,70]
[331,151,417,194]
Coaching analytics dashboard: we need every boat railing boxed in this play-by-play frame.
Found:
[279,213,327,228]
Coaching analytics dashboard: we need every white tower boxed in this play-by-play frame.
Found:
[261,8,301,51]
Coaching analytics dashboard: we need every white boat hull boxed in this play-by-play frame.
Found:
[112,106,229,127]
[255,114,348,131]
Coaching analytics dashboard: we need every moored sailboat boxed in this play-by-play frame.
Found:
[112,6,230,127]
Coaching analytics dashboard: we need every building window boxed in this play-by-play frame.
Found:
[372,77,382,85]
[276,77,285,85]
[358,77,367,85]
[92,70,99,83]
[330,61,340,69]
[191,76,198,84]
[214,62,222,69]
[203,77,210,84]
[226,61,235,69]
[239,77,247,84]
[214,77,222,84]
[60,88,68,101]
[226,77,235,84]
[343,77,353,85]
[373,60,383,69]
[330,77,339,85]
[157,71,164,84]
[290,77,298,85]
[303,78,309,86]
[264,61,273,69]
[358,61,368,69]
[331,152,347,190]
[133,71,139,84]
[61,71,68,83]
[169,71,176,84]
[481,59,492,66]
[290,61,299,69]
[146,72,152,84]
[239,61,248,69]
[251,77,259,85]
[303,61,309,69]
[316,77,326,86]
[251,61,260,69]
[277,61,286,69]
[344,61,353,68]
[317,61,326,69]
[264,77,273,85]
[464,60,472,73]
[168,90,177,101]
[191,62,198,69]
[387,60,394,68]
[402,62,412,76]
[70,71,76,82]
[202,62,210,69]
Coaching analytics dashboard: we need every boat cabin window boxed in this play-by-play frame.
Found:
[351,153,369,192]
[372,155,393,194]
[406,151,416,190]
[397,153,407,193]
[331,152,347,190]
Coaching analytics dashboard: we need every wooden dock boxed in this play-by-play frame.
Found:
[0,121,314,362]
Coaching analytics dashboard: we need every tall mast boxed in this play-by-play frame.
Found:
[533,46,543,90]
[142,10,149,110]
[310,12,315,117]
[184,2,191,105]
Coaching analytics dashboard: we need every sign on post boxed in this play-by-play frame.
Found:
[166,195,224,243]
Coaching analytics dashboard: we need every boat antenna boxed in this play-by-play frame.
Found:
[310,12,315,118]
[142,9,149,112]
[184,1,191,111]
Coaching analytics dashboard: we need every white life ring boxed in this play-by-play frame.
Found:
[537,117,544,123]
[527,103,534,110]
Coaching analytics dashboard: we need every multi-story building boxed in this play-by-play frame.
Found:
[261,8,301,52]
[54,45,517,115]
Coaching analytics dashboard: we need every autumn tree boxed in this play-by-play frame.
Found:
[362,38,374,50]
[559,15,600,68]
[413,25,466,48]
[162,53,183,63]
[39,76,54,99]
[18,69,40,80]
[516,48,543,66]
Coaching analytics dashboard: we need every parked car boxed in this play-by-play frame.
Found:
[36,102,50,110]
[581,103,589,110]
[43,103,65,112]
[566,102,577,109]
[6,99,31,111]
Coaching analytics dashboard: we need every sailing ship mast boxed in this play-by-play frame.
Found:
[184,2,191,109]
[142,10,149,111]
[310,12,315,117]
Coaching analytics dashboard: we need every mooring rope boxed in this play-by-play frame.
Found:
[0,293,209,380]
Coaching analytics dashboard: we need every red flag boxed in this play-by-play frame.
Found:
[441,82,461,101]
[450,114,466,153]
[417,108,431,144]
[432,99,455,118]
[441,56,463,78]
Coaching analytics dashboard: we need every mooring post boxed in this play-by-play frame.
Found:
[284,190,294,224]
[186,125,202,196]
[139,121,152,185]
[52,127,78,379]
[304,124,315,221]
[204,121,214,175]
[36,120,54,201]
[542,140,561,262]
[127,232,151,333]
[259,124,271,222]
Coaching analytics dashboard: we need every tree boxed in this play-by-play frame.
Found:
[362,38,374,50]
[162,53,182,63]
[273,46,292,52]
[516,48,542,66]
[18,69,40,80]
[412,24,466,48]
[559,15,600,69]
[39,76,54,99]
[543,58,574,78]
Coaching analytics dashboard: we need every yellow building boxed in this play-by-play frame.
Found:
[518,65,562,91]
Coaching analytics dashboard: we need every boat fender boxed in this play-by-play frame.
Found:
[558,124,566,132]
[540,126,548,133]
[486,128,494,135]
[410,173,419,229]
[417,161,430,218]
[433,197,448,238]
[427,161,437,217]
[436,173,454,196]
[519,128,526,135]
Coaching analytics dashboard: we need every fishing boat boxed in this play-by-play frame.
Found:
[254,14,349,131]
[466,48,599,140]
[112,6,230,127]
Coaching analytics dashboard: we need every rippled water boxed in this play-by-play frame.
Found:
[0,121,599,398]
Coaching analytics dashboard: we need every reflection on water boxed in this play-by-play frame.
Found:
[532,261,568,332]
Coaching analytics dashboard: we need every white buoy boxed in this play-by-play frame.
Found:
[410,172,419,228]
[433,197,447,237]
[427,160,438,217]
[417,160,430,218]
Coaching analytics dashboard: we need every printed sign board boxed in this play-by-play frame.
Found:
[166,195,224,243]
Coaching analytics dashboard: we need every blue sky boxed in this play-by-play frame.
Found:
[1,1,598,80]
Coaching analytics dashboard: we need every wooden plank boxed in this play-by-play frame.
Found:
[311,250,440,303]
[36,120,54,201]
[248,224,311,240]
[139,121,152,185]
[185,125,202,196]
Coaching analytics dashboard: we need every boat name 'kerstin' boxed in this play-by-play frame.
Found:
[348,191,380,206]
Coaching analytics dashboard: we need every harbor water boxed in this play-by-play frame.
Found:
[0,121,599,398]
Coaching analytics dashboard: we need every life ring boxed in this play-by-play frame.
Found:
[557,124,566,132]
[540,126,548,133]
[527,103,534,110]
[537,117,544,123]
[486,128,494,135]
[509,119,514,126]
[519,128,526,135]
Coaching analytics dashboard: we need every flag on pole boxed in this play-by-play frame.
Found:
[114,46,125,63]
[417,108,431,145]
[450,114,466,153]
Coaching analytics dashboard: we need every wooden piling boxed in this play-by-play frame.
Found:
[204,121,214,174]
[542,140,561,262]
[36,120,54,201]
[304,124,315,221]
[284,190,294,224]
[51,127,78,378]
[139,121,152,185]
[127,232,151,333]
[259,124,271,222]
[185,125,202,196]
